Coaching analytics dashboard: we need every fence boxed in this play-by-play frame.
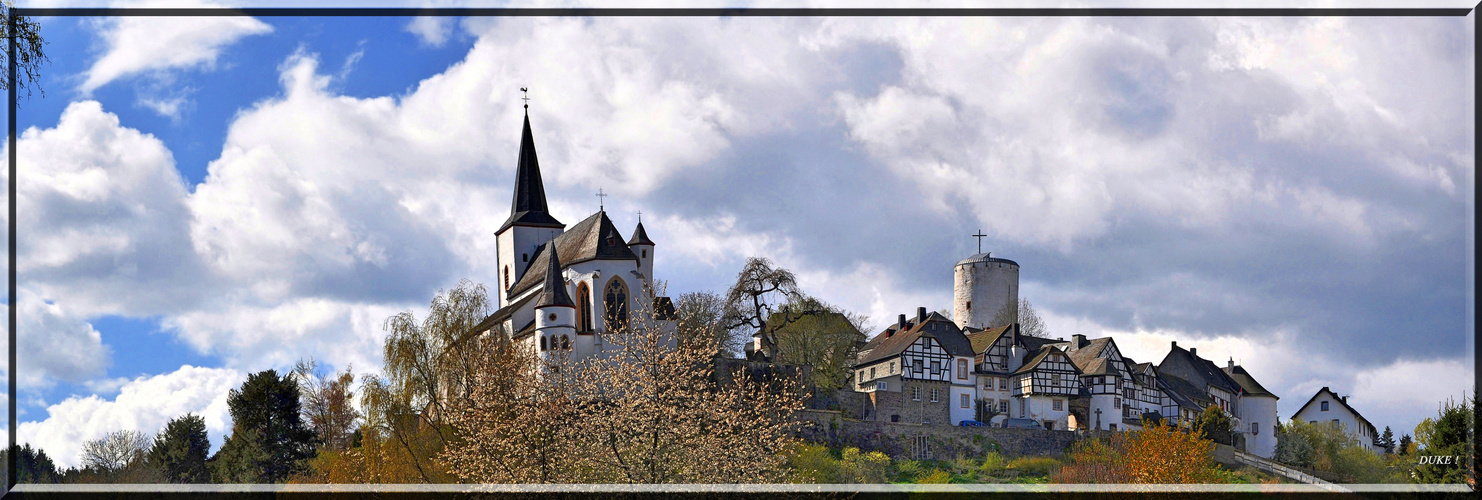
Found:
[1214,444,1348,492]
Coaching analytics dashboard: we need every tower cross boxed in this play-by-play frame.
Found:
[972,229,987,254]
[636,210,642,223]
[596,188,607,211]
[520,87,530,109]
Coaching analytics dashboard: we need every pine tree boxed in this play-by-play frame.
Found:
[215,369,318,483]
[1378,426,1395,454]
[1398,434,1413,455]
[149,414,212,483]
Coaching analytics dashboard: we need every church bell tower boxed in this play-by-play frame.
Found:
[495,108,564,307]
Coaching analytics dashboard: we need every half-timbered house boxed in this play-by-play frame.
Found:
[853,308,977,425]
[1009,345,1081,430]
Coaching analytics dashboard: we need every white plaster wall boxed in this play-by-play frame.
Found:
[1242,395,1279,458]
[1024,395,1072,430]
[1293,392,1379,453]
[495,225,563,306]
[1089,394,1120,430]
[950,385,976,425]
[953,260,1019,330]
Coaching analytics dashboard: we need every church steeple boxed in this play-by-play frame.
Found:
[498,112,564,233]
[535,245,574,308]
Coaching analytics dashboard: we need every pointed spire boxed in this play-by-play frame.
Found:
[535,245,574,308]
[628,220,654,246]
[498,110,563,233]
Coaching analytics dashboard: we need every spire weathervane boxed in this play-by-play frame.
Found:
[520,87,530,111]
[972,229,987,254]
[596,188,607,211]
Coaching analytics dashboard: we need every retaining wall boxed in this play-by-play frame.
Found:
[797,409,1078,461]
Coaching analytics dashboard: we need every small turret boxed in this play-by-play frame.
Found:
[628,219,655,285]
[534,245,576,365]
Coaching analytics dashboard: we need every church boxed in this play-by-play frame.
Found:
[471,106,677,366]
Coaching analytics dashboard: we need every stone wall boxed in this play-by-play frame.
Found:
[797,410,1078,461]
[855,380,954,426]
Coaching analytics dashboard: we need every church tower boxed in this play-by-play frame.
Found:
[496,111,565,307]
[533,245,576,365]
[628,219,655,286]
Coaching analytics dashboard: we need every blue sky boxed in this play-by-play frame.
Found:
[0,5,1474,469]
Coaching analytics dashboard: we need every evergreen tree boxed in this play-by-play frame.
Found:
[149,414,211,483]
[3,444,61,484]
[1194,404,1234,445]
[1378,426,1396,454]
[216,369,318,483]
[1398,434,1413,455]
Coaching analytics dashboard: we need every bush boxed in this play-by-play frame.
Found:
[1275,419,1401,483]
[979,452,1005,472]
[1006,456,1060,476]
[1051,423,1220,484]
[917,470,952,484]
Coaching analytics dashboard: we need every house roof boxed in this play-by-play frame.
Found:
[1064,337,1115,373]
[498,113,564,233]
[534,245,574,308]
[509,211,640,296]
[1158,375,1208,411]
[1223,365,1278,399]
[628,221,654,246]
[1160,343,1243,395]
[1294,387,1376,437]
[964,324,1011,354]
[855,312,971,366]
[1078,357,1111,376]
[1012,345,1081,376]
[956,253,1020,268]
[1018,335,1061,352]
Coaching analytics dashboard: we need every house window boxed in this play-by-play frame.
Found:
[912,387,921,401]
[1321,401,1329,411]
[957,359,967,379]
[877,381,887,391]
[961,394,970,408]
[870,367,876,379]
[1114,397,1121,409]
[1252,422,1259,435]
[1053,399,1063,411]
[858,372,863,383]
[999,400,1008,413]
[999,378,1007,391]
[890,362,895,373]
[576,282,593,332]
[1109,424,1118,431]
[1018,399,1025,418]
[931,361,940,374]
[930,389,940,402]
[603,278,630,330]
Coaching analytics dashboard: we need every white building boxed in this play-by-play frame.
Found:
[473,109,676,369]
[1224,361,1279,459]
[1292,387,1381,454]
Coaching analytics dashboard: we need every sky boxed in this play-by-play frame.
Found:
[0,1,1474,469]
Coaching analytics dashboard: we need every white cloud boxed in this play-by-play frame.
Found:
[406,17,453,47]
[0,289,112,389]
[78,0,273,95]
[16,365,243,470]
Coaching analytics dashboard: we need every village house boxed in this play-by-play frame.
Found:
[1291,387,1382,454]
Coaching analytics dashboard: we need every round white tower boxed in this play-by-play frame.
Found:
[533,244,577,368]
[953,253,1020,330]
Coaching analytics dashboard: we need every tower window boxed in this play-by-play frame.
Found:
[540,336,547,351]
[504,267,510,290]
[548,313,557,322]
[523,253,528,262]
[562,335,570,350]
[642,249,647,258]
[966,301,971,311]
[576,282,593,332]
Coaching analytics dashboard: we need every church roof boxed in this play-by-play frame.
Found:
[498,113,564,233]
[509,211,639,297]
[628,221,654,246]
[535,244,574,308]
[469,292,537,338]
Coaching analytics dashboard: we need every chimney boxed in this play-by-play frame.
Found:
[917,307,927,324]
[898,314,907,330]
[1190,347,1197,357]
[1341,396,1348,404]
[1228,357,1234,369]
[1171,341,1178,349]
[1072,334,1087,349]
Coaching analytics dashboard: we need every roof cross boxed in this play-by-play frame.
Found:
[972,229,987,254]
[596,188,607,211]
[636,210,642,223]
[520,87,530,110]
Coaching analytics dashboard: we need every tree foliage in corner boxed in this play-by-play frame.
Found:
[722,257,814,361]
[213,369,317,483]
[0,1,47,97]
[149,414,211,483]
[293,358,361,453]
[767,296,868,391]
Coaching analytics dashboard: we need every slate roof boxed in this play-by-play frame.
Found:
[1064,337,1114,373]
[509,211,640,296]
[855,312,971,366]
[1012,345,1080,376]
[1223,365,1278,399]
[1158,375,1211,411]
[1294,387,1375,437]
[499,113,564,233]
[1018,335,1061,352]
[471,292,538,336]
[534,245,575,308]
[1161,343,1243,395]
[628,221,655,246]
[1078,357,1111,376]
[964,324,1011,354]
[955,253,1020,268]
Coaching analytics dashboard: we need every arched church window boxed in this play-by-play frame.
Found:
[576,282,593,332]
[504,266,511,290]
[604,278,629,331]
[562,335,570,350]
[540,336,547,351]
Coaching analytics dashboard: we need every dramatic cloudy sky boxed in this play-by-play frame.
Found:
[0,1,1473,468]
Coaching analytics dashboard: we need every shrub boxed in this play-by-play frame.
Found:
[836,447,892,484]
[979,452,1005,472]
[917,470,952,484]
[1006,456,1060,476]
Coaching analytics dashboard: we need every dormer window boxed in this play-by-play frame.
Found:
[1321,401,1329,411]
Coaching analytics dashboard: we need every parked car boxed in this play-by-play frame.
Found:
[957,420,986,427]
[1002,418,1045,430]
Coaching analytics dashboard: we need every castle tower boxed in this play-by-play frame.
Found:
[495,111,565,307]
[953,252,1020,330]
[628,219,655,286]
[533,245,576,366]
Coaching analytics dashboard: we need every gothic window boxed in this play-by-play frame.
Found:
[604,278,629,330]
[561,335,570,350]
[576,282,593,332]
[540,336,547,351]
